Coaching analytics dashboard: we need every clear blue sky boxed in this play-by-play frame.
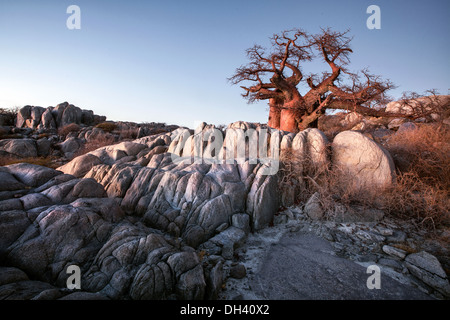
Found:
[0,0,449,127]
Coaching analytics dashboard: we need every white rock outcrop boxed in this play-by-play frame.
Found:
[332,131,395,192]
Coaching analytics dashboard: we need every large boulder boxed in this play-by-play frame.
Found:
[57,153,102,178]
[39,108,56,130]
[293,128,329,166]
[58,137,84,159]
[16,106,32,128]
[61,105,82,127]
[0,210,31,258]
[52,102,69,128]
[0,169,26,191]
[36,138,52,157]
[332,131,395,192]
[5,163,62,187]
[81,110,95,126]
[16,102,105,130]
[88,142,146,165]
[246,166,279,230]
[0,139,37,158]
[5,203,119,283]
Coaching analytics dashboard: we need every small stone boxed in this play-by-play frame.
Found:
[200,241,222,256]
[229,264,246,279]
[206,261,223,300]
[304,192,324,220]
[356,254,378,263]
[367,231,386,243]
[376,226,394,236]
[274,214,288,225]
[231,213,250,234]
[404,251,450,297]
[387,230,407,243]
[287,224,301,233]
[378,258,403,272]
[215,223,229,233]
[221,242,234,260]
[382,245,407,260]
[332,242,345,251]
[322,231,335,242]
[209,227,247,249]
[284,209,294,220]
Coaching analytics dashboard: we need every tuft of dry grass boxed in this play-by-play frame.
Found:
[74,134,116,157]
[119,127,139,140]
[0,107,19,126]
[0,156,60,169]
[381,172,449,229]
[58,123,80,137]
[385,123,449,191]
[382,123,450,229]
[95,122,117,133]
[280,149,377,211]
[278,148,371,212]
[319,112,365,141]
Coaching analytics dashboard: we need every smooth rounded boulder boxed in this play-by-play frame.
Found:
[0,139,37,158]
[5,163,62,187]
[57,153,102,178]
[332,131,395,192]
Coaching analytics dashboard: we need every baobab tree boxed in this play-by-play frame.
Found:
[230,28,405,132]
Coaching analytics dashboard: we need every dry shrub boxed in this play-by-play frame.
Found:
[119,127,139,140]
[278,148,373,214]
[381,172,450,229]
[318,113,346,140]
[0,107,19,126]
[382,123,450,229]
[319,112,364,141]
[58,123,80,137]
[75,134,116,157]
[95,122,117,133]
[0,156,59,169]
[148,128,169,135]
[385,123,450,191]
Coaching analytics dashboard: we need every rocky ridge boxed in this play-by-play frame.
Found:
[0,102,178,163]
[0,106,448,300]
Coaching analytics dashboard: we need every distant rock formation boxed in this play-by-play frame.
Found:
[16,102,106,130]
[385,95,450,122]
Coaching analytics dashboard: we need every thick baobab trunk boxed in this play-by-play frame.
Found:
[277,92,304,133]
[268,98,281,129]
[279,107,298,132]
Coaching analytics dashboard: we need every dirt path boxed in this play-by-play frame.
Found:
[219,223,432,300]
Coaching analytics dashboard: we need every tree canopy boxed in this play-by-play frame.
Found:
[230,28,404,132]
